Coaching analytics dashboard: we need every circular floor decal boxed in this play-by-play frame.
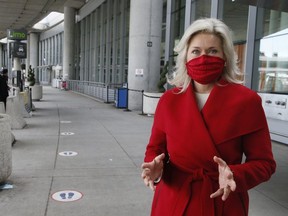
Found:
[60,121,72,124]
[61,132,74,136]
[59,151,78,157]
[52,190,83,202]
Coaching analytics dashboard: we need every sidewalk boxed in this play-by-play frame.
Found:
[0,86,287,216]
[1,86,153,216]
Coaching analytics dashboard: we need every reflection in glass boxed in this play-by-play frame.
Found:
[194,0,211,20]
[222,1,248,78]
[262,10,288,38]
[172,0,185,49]
[223,0,248,43]
[259,28,288,93]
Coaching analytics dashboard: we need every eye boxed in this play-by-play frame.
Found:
[191,49,200,55]
[208,49,218,54]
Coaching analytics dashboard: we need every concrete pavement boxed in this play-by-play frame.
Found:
[0,86,287,216]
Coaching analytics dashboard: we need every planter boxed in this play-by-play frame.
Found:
[0,114,12,183]
[30,85,43,101]
[143,92,163,115]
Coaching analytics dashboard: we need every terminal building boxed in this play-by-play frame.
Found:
[0,0,288,144]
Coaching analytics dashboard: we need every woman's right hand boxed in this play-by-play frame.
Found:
[141,153,165,191]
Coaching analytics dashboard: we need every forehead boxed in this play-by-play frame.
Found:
[188,32,222,47]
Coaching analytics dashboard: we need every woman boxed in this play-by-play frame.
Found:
[141,18,276,216]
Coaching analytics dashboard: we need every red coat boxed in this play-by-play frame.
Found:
[144,80,276,216]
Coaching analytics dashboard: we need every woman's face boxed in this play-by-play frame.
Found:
[186,32,225,62]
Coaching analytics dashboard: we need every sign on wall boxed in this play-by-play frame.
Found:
[9,42,27,58]
[7,29,27,40]
[135,68,144,77]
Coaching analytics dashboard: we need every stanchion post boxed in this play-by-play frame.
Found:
[141,90,144,115]
[29,87,32,109]
[105,84,109,103]
[124,88,131,112]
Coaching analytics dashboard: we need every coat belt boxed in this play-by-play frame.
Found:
[171,166,219,216]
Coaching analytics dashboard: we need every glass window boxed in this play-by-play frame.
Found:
[174,0,185,11]
[172,0,185,48]
[194,0,211,19]
[223,1,248,43]
[223,1,249,76]
[161,0,167,65]
[125,7,130,37]
[258,10,288,93]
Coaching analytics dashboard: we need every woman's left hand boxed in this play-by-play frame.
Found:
[210,156,236,201]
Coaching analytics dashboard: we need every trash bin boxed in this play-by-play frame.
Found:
[61,81,67,90]
[115,88,128,108]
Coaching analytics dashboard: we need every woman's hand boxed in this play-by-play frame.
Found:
[141,153,165,191]
[210,156,236,201]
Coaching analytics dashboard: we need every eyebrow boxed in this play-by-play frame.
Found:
[190,46,219,49]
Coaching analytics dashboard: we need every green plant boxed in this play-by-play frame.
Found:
[157,62,168,93]
[27,65,35,86]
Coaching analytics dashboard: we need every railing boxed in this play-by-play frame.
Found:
[66,80,163,115]
[67,80,122,103]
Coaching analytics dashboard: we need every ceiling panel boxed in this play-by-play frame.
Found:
[1,0,287,41]
[0,0,85,40]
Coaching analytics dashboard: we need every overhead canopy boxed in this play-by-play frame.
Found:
[0,0,86,40]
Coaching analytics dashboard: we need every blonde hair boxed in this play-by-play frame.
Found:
[168,18,243,92]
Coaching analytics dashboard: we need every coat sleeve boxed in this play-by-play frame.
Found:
[144,95,167,163]
[229,95,276,192]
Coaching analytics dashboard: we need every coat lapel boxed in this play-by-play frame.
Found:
[201,80,266,145]
[166,83,220,172]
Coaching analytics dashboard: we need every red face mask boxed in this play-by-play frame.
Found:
[186,55,225,84]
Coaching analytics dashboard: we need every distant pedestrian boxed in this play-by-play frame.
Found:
[0,68,10,109]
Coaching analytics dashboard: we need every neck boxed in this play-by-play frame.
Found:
[193,81,215,93]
